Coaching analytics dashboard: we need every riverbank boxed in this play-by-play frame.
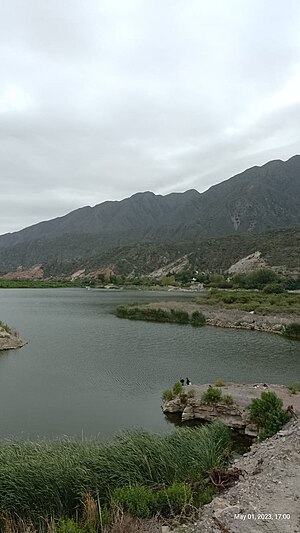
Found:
[162,383,300,436]
[116,298,300,336]
[172,418,300,533]
[0,322,26,351]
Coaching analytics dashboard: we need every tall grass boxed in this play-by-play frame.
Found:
[116,306,205,327]
[0,423,230,520]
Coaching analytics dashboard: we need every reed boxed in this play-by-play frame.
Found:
[0,423,230,520]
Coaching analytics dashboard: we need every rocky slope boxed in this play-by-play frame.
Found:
[173,419,300,532]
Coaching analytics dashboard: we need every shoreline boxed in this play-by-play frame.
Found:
[116,299,300,336]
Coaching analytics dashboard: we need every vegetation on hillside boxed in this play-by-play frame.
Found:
[1,226,300,280]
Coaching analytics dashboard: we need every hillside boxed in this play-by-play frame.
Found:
[0,155,299,276]
[1,227,297,280]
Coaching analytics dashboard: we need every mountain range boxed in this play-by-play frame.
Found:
[0,155,299,277]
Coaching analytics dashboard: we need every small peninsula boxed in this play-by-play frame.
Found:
[116,289,300,338]
[162,382,300,436]
[0,321,26,351]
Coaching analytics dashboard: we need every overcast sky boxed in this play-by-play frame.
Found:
[1,0,300,234]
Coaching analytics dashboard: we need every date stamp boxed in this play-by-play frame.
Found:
[234,513,291,521]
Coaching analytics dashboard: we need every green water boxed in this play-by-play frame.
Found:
[0,288,298,439]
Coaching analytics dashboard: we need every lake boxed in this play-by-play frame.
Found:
[0,288,299,440]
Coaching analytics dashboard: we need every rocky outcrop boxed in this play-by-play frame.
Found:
[228,251,267,274]
[2,264,43,279]
[0,325,26,351]
[162,383,300,436]
[149,255,191,279]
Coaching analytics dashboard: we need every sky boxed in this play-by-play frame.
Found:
[1,0,300,235]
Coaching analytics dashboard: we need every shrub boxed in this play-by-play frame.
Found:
[249,392,291,440]
[283,323,300,340]
[173,382,183,396]
[162,389,174,401]
[56,519,85,533]
[288,383,300,394]
[112,485,156,518]
[192,484,215,507]
[187,389,195,398]
[263,283,284,294]
[234,269,279,290]
[190,311,206,327]
[215,379,225,387]
[0,320,12,334]
[222,395,234,406]
[202,387,222,404]
[170,309,190,324]
[223,296,235,304]
[156,483,192,516]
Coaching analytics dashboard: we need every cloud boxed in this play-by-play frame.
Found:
[0,0,300,233]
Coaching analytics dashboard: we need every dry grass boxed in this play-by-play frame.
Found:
[104,514,161,533]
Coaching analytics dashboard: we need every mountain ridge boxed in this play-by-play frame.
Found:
[0,155,299,275]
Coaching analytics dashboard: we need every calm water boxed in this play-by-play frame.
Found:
[0,288,299,440]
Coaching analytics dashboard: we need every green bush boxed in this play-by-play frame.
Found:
[223,296,235,304]
[162,389,174,401]
[173,382,183,396]
[190,311,206,327]
[283,323,300,340]
[0,320,12,333]
[288,383,300,394]
[56,519,85,533]
[215,379,225,387]
[263,283,284,294]
[233,269,279,290]
[156,483,192,516]
[192,484,215,507]
[170,309,190,324]
[249,392,291,440]
[112,485,156,518]
[202,387,222,404]
[222,395,234,406]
